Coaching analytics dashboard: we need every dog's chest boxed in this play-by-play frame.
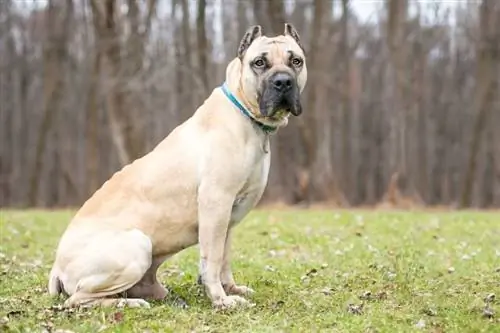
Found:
[230,147,271,224]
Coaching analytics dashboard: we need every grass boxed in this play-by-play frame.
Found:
[0,209,499,333]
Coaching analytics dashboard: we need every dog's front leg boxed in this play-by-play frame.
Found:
[198,185,252,309]
[221,229,255,296]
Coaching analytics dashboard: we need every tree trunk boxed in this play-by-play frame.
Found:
[460,0,499,207]
[383,0,420,207]
[197,0,209,96]
[267,0,286,35]
[493,76,500,205]
[90,0,130,165]
[252,0,270,31]
[122,0,157,159]
[180,0,195,113]
[0,0,14,206]
[294,0,322,204]
[237,0,248,40]
[340,0,352,199]
[85,50,101,197]
[28,0,73,206]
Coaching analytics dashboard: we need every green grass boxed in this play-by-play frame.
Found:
[0,209,499,333]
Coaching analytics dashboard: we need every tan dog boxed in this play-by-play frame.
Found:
[48,23,308,310]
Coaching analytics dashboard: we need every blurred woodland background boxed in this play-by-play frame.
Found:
[0,0,499,209]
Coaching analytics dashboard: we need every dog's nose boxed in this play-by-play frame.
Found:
[271,72,294,93]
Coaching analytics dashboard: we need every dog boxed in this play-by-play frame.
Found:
[48,23,308,310]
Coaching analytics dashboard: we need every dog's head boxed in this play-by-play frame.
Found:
[225,24,307,126]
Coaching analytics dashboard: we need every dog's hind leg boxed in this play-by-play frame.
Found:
[48,267,66,297]
[58,228,153,308]
[125,256,169,300]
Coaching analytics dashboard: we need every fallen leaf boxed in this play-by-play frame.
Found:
[483,305,494,319]
[484,293,495,304]
[423,308,437,317]
[300,267,319,282]
[346,303,364,315]
[415,319,426,329]
[271,300,285,311]
[320,287,334,296]
[359,291,372,301]
[48,305,65,313]
[376,291,388,300]
[111,311,124,323]
[41,321,55,331]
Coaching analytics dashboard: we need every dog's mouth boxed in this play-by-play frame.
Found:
[259,94,302,120]
[258,73,302,119]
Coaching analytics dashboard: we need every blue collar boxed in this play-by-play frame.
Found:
[220,82,277,134]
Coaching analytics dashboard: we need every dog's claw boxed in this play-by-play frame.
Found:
[224,284,255,296]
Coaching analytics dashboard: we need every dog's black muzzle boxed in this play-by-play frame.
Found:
[259,72,302,117]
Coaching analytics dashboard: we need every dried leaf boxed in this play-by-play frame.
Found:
[264,265,276,272]
[359,291,372,301]
[376,291,388,300]
[271,300,285,311]
[484,293,495,304]
[423,308,437,316]
[415,319,426,329]
[346,303,364,315]
[483,305,494,319]
[320,287,334,296]
[111,311,124,323]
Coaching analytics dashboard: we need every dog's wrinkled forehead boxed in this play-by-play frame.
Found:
[237,24,306,65]
[243,35,305,65]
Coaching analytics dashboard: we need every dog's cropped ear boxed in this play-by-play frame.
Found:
[238,25,262,60]
[284,23,305,54]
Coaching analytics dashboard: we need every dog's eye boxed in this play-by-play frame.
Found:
[254,58,265,68]
[292,57,303,67]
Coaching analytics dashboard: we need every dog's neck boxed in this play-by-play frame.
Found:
[220,83,291,138]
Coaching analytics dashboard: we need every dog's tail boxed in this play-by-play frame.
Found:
[48,266,64,296]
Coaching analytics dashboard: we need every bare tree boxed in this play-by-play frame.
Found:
[90,0,130,165]
[85,0,102,197]
[197,0,209,96]
[383,0,422,206]
[1,0,499,208]
[28,0,73,206]
[460,0,499,207]
[340,0,352,198]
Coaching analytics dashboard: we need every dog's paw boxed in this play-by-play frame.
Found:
[224,284,255,296]
[213,295,254,310]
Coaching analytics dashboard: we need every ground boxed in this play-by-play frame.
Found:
[0,209,499,333]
